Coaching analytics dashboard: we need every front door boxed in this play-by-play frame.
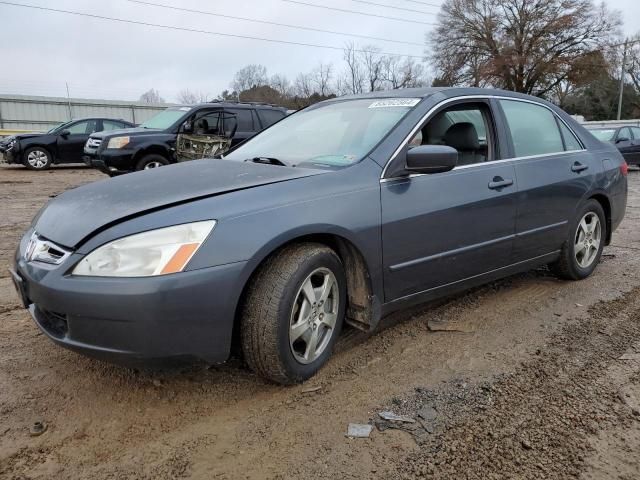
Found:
[57,119,99,163]
[381,100,518,301]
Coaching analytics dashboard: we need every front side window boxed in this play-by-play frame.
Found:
[500,100,564,158]
[617,127,632,142]
[631,127,640,139]
[408,103,493,166]
[224,98,418,167]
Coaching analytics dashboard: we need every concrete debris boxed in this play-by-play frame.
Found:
[379,411,416,423]
[347,423,373,438]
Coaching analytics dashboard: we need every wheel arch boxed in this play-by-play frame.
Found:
[22,144,54,163]
[230,230,381,354]
[587,192,612,245]
[132,144,174,164]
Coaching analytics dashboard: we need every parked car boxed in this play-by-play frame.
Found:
[0,118,135,170]
[11,88,627,384]
[588,126,640,166]
[83,102,287,176]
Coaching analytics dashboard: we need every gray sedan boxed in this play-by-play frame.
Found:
[11,88,628,384]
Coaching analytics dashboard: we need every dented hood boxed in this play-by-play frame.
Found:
[33,159,325,248]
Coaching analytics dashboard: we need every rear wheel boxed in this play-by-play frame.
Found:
[135,154,169,171]
[241,243,346,384]
[23,147,52,170]
[551,199,606,280]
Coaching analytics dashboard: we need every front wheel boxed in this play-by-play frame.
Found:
[241,243,346,384]
[551,199,606,280]
[135,154,169,171]
[23,147,52,170]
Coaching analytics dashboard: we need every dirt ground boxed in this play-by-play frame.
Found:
[1,163,639,480]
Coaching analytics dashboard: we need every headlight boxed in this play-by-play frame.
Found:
[72,221,216,277]
[107,136,130,149]
[6,138,16,150]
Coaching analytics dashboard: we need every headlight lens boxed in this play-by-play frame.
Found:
[107,136,130,149]
[72,221,216,277]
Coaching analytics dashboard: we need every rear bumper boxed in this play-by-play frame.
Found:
[13,246,246,365]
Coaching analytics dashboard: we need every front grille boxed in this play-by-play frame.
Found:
[86,138,102,149]
[35,306,68,338]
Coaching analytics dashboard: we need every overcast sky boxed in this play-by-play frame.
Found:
[0,0,639,102]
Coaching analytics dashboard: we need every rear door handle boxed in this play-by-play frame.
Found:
[571,162,589,173]
[488,177,514,190]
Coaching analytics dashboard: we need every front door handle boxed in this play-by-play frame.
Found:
[488,177,514,190]
[571,162,589,173]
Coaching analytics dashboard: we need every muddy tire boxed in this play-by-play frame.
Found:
[241,243,346,384]
[23,147,52,170]
[135,154,169,171]
[551,199,606,280]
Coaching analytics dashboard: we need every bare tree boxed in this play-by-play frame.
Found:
[342,42,365,94]
[429,0,621,96]
[269,74,291,97]
[176,89,210,104]
[382,56,429,89]
[360,46,385,92]
[231,64,268,94]
[139,88,164,103]
[294,72,314,98]
[310,62,334,96]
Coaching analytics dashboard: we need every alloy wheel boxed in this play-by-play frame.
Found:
[27,150,48,169]
[574,212,601,268]
[289,267,339,364]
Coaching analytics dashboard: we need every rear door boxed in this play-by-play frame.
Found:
[497,99,600,262]
[381,99,518,301]
[226,108,257,146]
[56,119,99,163]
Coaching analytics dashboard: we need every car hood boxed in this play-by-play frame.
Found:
[14,133,47,140]
[90,127,160,139]
[33,159,327,248]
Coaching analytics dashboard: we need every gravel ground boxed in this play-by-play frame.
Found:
[0,163,639,479]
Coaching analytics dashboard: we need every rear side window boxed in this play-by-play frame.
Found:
[102,120,128,131]
[226,108,254,131]
[558,121,582,151]
[631,127,640,139]
[500,100,564,158]
[257,109,285,128]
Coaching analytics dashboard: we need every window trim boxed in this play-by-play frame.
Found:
[380,95,586,180]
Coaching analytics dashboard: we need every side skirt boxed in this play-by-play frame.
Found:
[380,251,561,316]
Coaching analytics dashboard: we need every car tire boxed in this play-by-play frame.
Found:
[551,199,606,280]
[23,147,52,170]
[135,154,169,171]
[241,243,347,384]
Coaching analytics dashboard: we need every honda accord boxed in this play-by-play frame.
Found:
[11,88,628,384]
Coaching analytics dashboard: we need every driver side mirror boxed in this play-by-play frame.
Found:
[616,136,629,143]
[406,145,458,174]
[59,130,70,138]
[182,121,193,134]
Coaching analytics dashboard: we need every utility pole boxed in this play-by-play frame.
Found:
[617,39,628,121]
[65,82,73,120]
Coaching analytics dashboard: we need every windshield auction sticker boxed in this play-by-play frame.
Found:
[368,98,421,108]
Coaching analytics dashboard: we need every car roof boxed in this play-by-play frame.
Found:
[69,117,134,123]
[184,102,286,110]
[329,86,560,104]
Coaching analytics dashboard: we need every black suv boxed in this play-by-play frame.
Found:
[83,102,287,176]
[0,118,134,170]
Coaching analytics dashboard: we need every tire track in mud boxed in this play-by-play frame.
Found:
[385,287,640,479]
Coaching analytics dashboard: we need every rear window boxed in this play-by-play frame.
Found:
[257,109,285,128]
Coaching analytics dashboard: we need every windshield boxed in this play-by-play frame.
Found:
[140,107,190,129]
[590,129,616,142]
[224,98,419,167]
